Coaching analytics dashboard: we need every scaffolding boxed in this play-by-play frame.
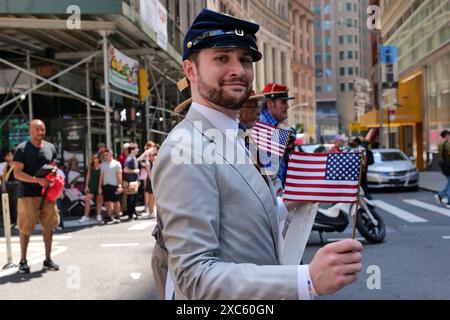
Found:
[0,2,185,162]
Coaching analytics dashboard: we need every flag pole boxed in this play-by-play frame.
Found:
[352,150,365,239]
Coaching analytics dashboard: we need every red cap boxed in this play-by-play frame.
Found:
[261,83,294,100]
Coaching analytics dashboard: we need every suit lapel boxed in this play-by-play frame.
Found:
[186,109,280,256]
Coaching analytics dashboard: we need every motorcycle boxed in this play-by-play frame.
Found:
[312,188,386,244]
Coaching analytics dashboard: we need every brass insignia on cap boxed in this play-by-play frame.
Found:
[187,41,193,48]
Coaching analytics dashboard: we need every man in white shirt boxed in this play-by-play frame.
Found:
[98,149,123,223]
[151,8,363,300]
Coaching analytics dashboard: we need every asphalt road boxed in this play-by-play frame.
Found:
[303,188,450,300]
[1,188,449,300]
[0,214,158,300]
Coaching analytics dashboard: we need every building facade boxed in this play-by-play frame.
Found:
[361,0,449,170]
[313,0,372,142]
[290,0,317,142]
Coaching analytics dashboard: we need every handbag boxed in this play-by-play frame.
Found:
[123,180,139,195]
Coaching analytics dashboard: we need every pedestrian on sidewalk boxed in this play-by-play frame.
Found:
[123,143,140,220]
[2,149,19,228]
[436,129,450,208]
[13,119,61,273]
[98,149,123,223]
[144,146,158,217]
[79,154,103,223]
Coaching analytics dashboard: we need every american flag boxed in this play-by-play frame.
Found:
[283,151,362,203]
[250,121,290,157]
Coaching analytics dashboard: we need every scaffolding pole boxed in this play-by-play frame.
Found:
[101,31,112,150]
[86,63,92,160]
[26,51,33,121]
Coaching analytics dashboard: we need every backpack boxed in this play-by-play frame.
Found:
[440,142,450,176]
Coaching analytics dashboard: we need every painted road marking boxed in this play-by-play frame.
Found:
[372,200,427,223]
[403,199,450,218]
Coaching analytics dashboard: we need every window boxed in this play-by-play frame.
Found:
[354,19,358,28]
[325,36,331,46]
[316,85,322,92]
[348,82,354,91]
[325,52,331,63]
[355,51,359,60]
[339,51,345,60]
[354,35,358,44]
[314,36,322,47]
[326,84,333,92]
[281,52,286,84]
[315,53,322,63]
[325,68,332,77]
[340,83,346,91]
[340,67,345,76]
[354,3,357,12]
[348,51,353,59]
[272,47,276,81]
[347,19,352,27]
[314,21,321,31]
[348,67,353,75]
[323,20,332,30]
[316,68,323,77]
[339,35,344,44]
[264,43,269,82]
[356,67,359,75]
[346,2,352,12]
[347,35,353,44]
[313,6,321,15]
[323,4,331,15]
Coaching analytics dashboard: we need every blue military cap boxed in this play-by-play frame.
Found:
[183,9,262,62]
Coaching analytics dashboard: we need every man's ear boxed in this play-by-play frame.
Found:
[182,60,197,86]
[266,99,275,110]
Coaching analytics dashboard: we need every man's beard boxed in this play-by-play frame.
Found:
[198,75,251,110]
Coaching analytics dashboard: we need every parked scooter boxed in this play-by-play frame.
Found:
[312,188,386,244]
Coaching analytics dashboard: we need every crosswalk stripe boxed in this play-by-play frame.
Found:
[403,199,450,218]
[127,221,156,231]
[101,243,140,247]
[371,200,428,223]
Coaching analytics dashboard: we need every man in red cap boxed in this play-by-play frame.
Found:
[259,83,295,187]
[259,83,294,127]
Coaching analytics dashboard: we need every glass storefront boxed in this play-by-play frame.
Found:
[427,53,450,154]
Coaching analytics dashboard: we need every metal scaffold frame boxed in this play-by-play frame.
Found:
[0,12,184,157]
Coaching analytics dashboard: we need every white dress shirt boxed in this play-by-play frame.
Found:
[191,102,317,299]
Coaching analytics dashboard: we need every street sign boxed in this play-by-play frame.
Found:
[381,45,398,64]
[382,45,399,89]
[348,122,368,131]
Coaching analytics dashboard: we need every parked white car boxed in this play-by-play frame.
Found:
[367,149,419,190]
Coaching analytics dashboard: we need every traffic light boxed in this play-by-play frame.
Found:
[138,68,149,102]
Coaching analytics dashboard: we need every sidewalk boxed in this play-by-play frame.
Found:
[419,171,447,193]
[0,206,149,236]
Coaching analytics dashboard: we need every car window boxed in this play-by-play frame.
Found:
[374,152,408,163]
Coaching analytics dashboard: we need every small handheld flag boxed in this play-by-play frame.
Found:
[250,121,290,157]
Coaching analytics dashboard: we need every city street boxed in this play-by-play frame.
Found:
[1,189,449,300]
[304,189,450,300]
[0,213,158,300]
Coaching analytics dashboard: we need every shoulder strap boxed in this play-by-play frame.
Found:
[4,165,14,183]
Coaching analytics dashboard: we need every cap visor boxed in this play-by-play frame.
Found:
[200,37,262,61]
